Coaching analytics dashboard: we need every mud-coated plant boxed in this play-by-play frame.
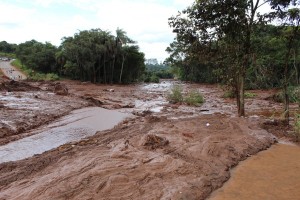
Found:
[293,113,300,141]
[167,85,183,103]
[185,90,204,106]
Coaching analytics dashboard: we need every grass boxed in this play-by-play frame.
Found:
[167,85,183,104]
[244,92,257,98]
[222,90,257,98]
[271,86,300,105]
[167,86,204,106]
[11,59,59,81]
[184,89,205,106]
[0,52,16,59]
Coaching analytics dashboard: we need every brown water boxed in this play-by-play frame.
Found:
[209,143,300,200]
[0,107,131,163]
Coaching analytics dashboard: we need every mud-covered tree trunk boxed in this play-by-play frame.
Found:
[283,48,291,124]
[236,69,245,117]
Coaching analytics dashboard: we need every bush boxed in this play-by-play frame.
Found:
[150,74,159,83]
[272,86,300,104]
[167,85,183,103]
[293,114,300,141]
[185,90,204,106]
[222,90,235,98]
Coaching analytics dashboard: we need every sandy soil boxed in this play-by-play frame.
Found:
[0,79,296,200]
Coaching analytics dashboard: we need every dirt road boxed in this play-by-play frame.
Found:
[0,79,297,199]
[0,60,26,80]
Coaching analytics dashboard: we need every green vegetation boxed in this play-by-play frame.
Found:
[184,90,205,106]
[11,59,59,81]
[167,0,300,118]
[293,114,300,141]
[272,86,300,104]
[244,92,257,98]
[167,86,204,106]
[1,27,145,84]
[167,85,183,104]
[144,61,173,83]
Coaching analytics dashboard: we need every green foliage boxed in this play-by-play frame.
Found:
[11,59,59,81]
[30,72,60,81]
[245,92,257,98]
[149,74,159,83]
[167,85,183,104]
[0,41,16,53]
[0,52,16,59]
[184,90,204,106]
[61,29,145,84]
[293,113,300,141]
[271,86,300,103]
[222,90,235,99]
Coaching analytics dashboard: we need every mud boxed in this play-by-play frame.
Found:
[0,107,131,163]
[209,143,300,200]
[0,78,297,199]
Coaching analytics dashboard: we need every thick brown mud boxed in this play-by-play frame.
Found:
[0,79,298,199]
[209,143,300,200]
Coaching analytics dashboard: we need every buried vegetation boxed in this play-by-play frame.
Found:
[167,85,205,106]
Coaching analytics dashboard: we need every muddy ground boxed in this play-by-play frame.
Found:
[0,79,297,199]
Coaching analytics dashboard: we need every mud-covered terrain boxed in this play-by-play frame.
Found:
[0,79,296,199]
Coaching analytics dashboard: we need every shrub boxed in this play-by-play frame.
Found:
[271,86,300,104]
[185,90,204,106]
[222,90,235,98]
[150,74,159,83]
[293,113,300,141]
[167,85,183,103]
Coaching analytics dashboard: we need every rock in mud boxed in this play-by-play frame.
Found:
[142,134,169,150]
[54,82,68,95]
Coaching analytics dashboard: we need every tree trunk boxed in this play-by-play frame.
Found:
[283,51,290,124]
[237,70,245,117]
[119,54,125,83]
[111,55,115,84]
[103,55,107,84]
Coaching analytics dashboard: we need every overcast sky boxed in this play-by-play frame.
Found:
[0,0,194,62]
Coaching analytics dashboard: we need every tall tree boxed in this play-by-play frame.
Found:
[269,1,300,122]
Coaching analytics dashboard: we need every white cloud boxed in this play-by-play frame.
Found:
[0,0,193,61]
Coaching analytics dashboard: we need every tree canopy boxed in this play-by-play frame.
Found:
[167,0,300,117]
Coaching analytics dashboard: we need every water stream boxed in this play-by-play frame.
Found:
[0,107,131,163]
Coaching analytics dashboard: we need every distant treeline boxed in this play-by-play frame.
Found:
[166,24,300,89]
[0,28,146,84]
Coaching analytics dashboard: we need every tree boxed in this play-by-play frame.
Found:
[269,1,300,123]
[116,28,135,83]
[168,0,300,117]
[61,28,145,84]
[16,40,58,73]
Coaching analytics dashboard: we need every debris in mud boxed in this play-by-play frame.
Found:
[0,80,39,92]
[103,88,115,92]
[132,110,152,117]
[142,134,169,150]
[81,96,103,106]
[54,82,68,95]
[145,115,167,123]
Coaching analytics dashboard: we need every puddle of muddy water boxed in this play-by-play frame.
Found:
[208,143,300,200]
[0,107,131,163]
